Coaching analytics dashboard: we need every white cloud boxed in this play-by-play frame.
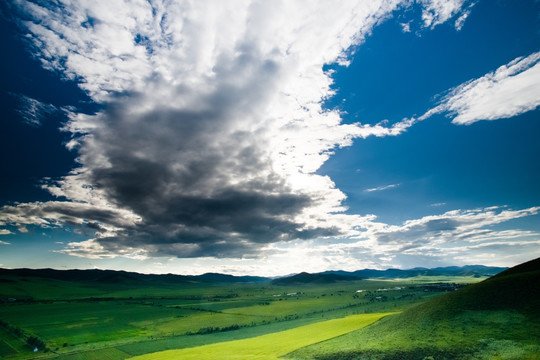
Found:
[0,229,12,235]
[420,0,475,30]
[425,51,540,124]
[454,5,474,31]
[355,206,540,262]
[400,22,411,33]
[58,239,148,260]
[364,183,400,192]
[430,202,446,207]
[0,240,11,244]
[0,201,141,238]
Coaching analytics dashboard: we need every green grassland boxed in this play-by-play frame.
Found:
[0,271,473,360]
[288,258,540,360]
[127,313,391,360]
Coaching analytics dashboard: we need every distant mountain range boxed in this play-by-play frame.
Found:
[320,265,507,279]
[0,268,268,284]
[0,264,507,285]
[271,265,506,285]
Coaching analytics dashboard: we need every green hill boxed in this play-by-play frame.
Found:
[288,257,540,360]
[271,272,362,285]
[0,268,270,301]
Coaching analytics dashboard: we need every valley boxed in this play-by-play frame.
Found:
[0,260,537,360]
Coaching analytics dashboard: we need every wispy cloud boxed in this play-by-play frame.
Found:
[430,202,447,207]
[359,206,540,254]
[400,22,411,33]
[14,94,60,126]
[420,0,476,30]
[364,183,400,192]
[421,51,540,125]
[0,230,12,236]
[453,2,475,31]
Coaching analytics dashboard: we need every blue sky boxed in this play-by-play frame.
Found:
[0,0,539,276]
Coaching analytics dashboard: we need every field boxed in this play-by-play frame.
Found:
[0,270,472,360]
[4,262,536,360]
[128,313,391,360]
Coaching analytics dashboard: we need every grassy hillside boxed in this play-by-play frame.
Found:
[289,257,540,360]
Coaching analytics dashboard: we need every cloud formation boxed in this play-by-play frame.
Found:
[424,51,540,124]
[240,206,540,275]
[3,0,413,258]
[4,0,530,265]
[362,206,540,249]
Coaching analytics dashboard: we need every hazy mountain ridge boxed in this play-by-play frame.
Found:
[0,268,268,284]
[321,265,507,279]
[0,264,507,286]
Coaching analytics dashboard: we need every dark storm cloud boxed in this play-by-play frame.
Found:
[68,94,342,257]
[53,51,335,257]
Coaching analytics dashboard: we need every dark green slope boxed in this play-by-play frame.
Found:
[0,268,269,284]
[410,256,540,317]
[289,257,540,360]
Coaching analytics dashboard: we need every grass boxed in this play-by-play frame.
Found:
[0,270,486,359]
[47,348,131,360]
[397,275,488,284]
[287,258,540,360]
[287,310,540,359]
[127,313,392,360]
[0,326,30,357]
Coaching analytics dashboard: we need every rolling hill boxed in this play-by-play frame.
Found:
[289,257,540,360]
[0,268,267,285]
[0,263,505,288]
[272,264,506,285]
[0,268,268,302]
[0,264,507,302]
[271,272,362,285]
